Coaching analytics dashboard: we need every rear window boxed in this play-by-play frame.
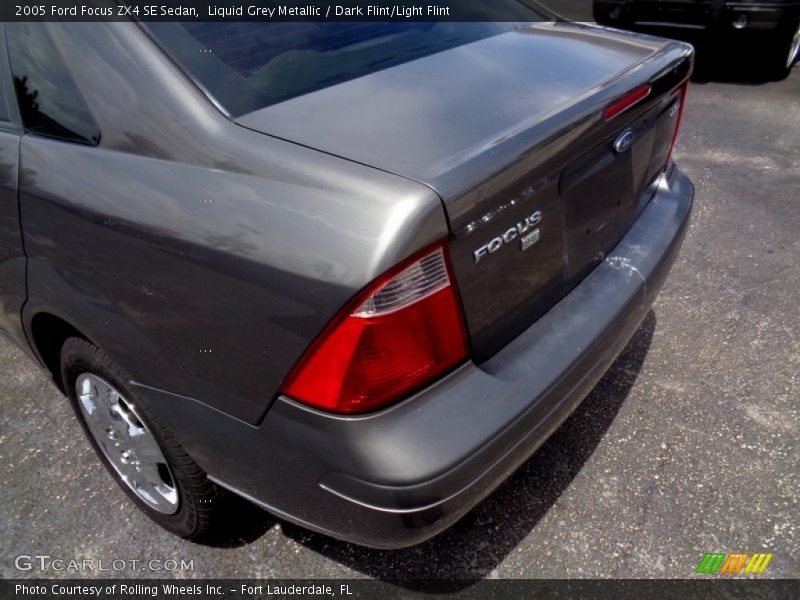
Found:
[143,18,545,117]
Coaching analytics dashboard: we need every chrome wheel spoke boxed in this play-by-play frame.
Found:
[78,391,98,419]
[78,377,110,426]
[129,458,176,508]
[110,396,147,438]
[75,373,179,515]
[117,458,140,482]
[132,440,166,465]
[136,459,163,483]
[138,479,177,511]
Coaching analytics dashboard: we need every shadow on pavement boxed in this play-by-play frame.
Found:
[275,310,657,587]
[201,495,277,549]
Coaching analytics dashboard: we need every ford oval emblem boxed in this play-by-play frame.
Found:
[613,129,635,154]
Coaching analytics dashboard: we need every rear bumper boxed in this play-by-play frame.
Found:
[134,166,694,548]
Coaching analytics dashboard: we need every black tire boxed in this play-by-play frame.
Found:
[60,337,227,540]
[765,19,800,80]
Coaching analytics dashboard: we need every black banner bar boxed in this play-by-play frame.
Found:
[2,0,562,22]
[2,579,799,600]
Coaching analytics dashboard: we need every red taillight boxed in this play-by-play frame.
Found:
[604,84,652,120]
[666,82,689,165]
[280,242,468,414]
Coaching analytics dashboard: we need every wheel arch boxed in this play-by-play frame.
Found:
[22,259,175,396]
[28,312,90,392]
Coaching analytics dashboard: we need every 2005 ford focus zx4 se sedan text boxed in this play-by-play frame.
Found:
[0,15,694,547]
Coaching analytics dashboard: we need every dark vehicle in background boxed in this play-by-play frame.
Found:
[0,17,693,547]
[594,0,800,77]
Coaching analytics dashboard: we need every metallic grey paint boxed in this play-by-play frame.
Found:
[236,24,677,212]
[1,21,695,546]
[17,22,446,423]
[238,23,692,360]
[0,25,27,353]
[134,167,693,548]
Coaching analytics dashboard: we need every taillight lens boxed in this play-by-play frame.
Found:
[280,242,468,414]
[666,82,689,165]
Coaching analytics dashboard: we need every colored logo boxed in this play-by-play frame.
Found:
[696,552,773,574]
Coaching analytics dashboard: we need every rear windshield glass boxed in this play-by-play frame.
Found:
[143,17,546,117]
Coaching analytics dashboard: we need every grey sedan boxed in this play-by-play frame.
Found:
[0,17,693,547]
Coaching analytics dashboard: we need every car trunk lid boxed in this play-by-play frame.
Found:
[236,23,693,361]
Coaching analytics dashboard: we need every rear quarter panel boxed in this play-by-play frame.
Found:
[19,23,446,423]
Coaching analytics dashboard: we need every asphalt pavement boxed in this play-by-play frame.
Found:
[1,60,798,580]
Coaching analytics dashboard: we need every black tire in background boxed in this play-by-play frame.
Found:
[60,337,227,540]
[753,17,800,80]
[783,18,800,70]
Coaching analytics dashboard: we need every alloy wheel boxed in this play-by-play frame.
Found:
[76,373,179,514]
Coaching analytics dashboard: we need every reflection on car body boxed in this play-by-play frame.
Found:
[0,17,694,547]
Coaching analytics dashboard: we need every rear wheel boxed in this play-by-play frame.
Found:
[61,337,226,540]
